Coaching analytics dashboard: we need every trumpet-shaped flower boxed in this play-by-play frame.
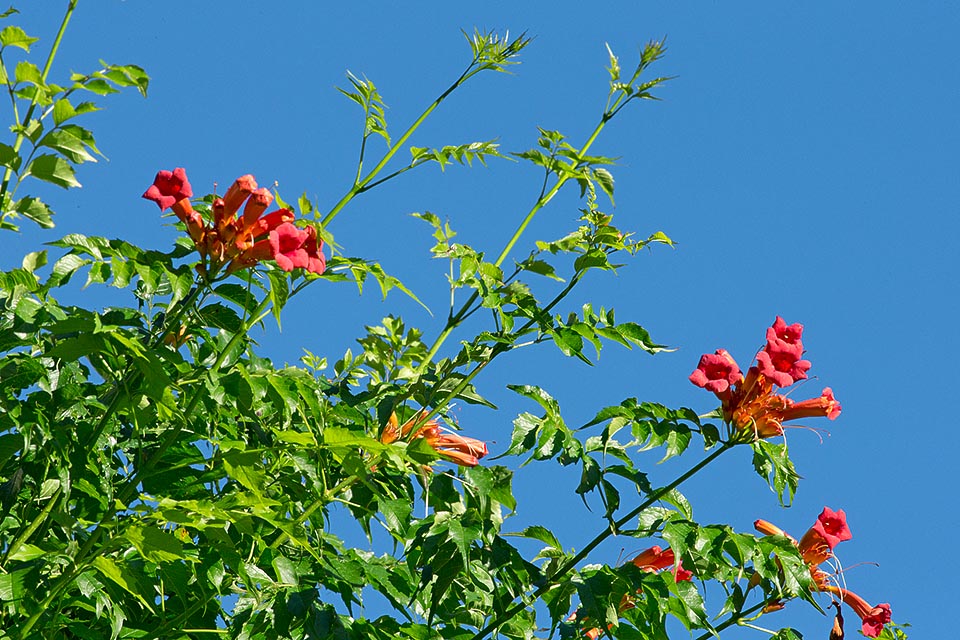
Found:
[754,508,889,638]
[381,411,488,467]
[145,168,326,276]
[690,317,839,441]
[689,349,742,394]
[630,545,692,581]
[142,168,192,211]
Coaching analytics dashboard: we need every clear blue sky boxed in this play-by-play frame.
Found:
[9,2,958,636]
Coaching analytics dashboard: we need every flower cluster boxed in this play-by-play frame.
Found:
[754,507,891,638]
[381,411,488,468]
[689,317,841,440]
[577,545,692,639]
[143,168,325,276]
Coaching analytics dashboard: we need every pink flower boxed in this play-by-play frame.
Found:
[767,316,804,349]
[810,507,852,550]
[830,590,891,638]
[142,168,192,211]
[755,341,811,387]
[269,223,310,271]
[253,209,296,237]
[302,225,326,275]
[756,509,890,639]
[689,349,742,394]
[797,507,852,566]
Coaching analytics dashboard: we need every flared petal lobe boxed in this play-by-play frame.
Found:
[143,167,193,211]
[689,349,742,393]
[269,223,310,271]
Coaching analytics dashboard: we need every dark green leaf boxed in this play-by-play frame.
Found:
[0,142,20,171]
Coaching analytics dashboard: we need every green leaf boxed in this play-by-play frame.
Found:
[0,25,37,52]
[14,59,41,84]
[752,441,800,506]
[24,154,81,188]
[92,556,154,612]
[0,142,21,171]
[125,525,185,563]
[16,197,54,228]
[222,449,266,495]
[593,167,615,204]
[38,127,97,163]
[199,302,243,333]
[0,433,24,461]
[272,555,299,586]
[506,525,562,550]
[267,269,288,328]
[100,62,150,97]
[21,249,47,272]
[0,566,33,601]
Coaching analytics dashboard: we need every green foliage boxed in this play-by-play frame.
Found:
[0,8,904,640]
[0,4,148,231]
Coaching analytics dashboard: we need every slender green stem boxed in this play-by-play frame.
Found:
[0,0,77,204]
[421,270,584,420]
[417,107,619,376]
[469,441,734,640]
[2,487,60,564]
[320,66,475,229]
[693,600,770,640]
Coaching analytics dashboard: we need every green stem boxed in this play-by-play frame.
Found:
[0,0,77,205]
[693,600,770,640]
[1,487,60,564]
[422,270,584,418]
[417,108,618,375]
[320,65,476,229]
[469,441,734,640]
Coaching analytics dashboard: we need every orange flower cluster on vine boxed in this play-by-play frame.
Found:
[381,411,488,468]
[755,507,891,638]
[143,168,325,276]
[689,316,841,440]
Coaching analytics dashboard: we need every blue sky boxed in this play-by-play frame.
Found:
[8,1,959,636]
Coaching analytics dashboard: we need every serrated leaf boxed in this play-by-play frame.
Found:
[16,196,54,227]
[126,525,185,563]
[92,557,154,612]
[21,249,47,272]
[38,128,97,163]
[593,167,615,204]
[24,154,81,188]
[506,525,562,549]
[222,449,266,495]
[0,25,37,52]
[0,142,20,171]
[14,59,41,84]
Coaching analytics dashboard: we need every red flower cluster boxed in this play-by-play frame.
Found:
[689,317,841,440]
[755,508,891,638]
[143,168,325,276]
[577,545,692,639]
[381,411,488,468]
